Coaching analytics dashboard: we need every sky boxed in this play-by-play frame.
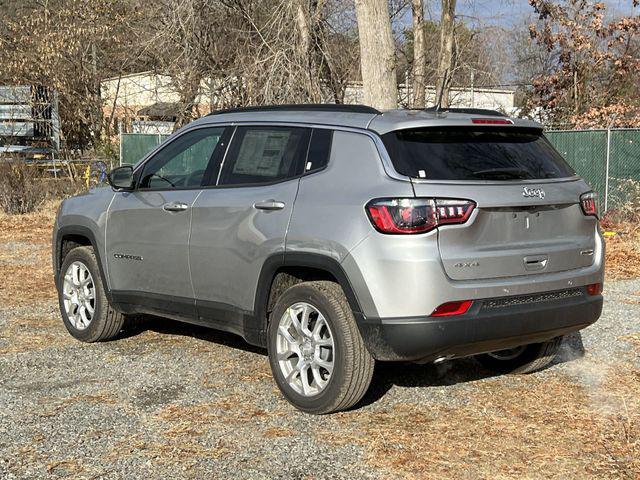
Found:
[408,0,639,28]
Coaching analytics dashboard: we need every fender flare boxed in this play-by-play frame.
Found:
[251,252,364,345]
[54,225,111,300]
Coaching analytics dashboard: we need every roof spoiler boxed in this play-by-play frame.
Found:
[423,106,506,117]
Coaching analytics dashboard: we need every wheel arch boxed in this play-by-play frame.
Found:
[55,226,110,298]
[252,253,364,346]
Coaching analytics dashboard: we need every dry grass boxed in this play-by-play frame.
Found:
[325,366,640,479]
[0,199,58,244]
[603,218,640,279]
[0,320,69,355]
[46,458,85,475]
[0,199,59,307]
[263,426,295,438]
[102,397,283,470]
[0,200,67,355]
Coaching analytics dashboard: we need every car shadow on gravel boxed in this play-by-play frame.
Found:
[357,332,586,409]
[118,315,268,356]
[357,358,496,408]
[119,316,586,409]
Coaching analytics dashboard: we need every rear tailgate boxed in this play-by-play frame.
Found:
[380,123,599,281]
[411,180,597,280]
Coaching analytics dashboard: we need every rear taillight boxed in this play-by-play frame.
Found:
[586,283,602,295]
[435,199,476,225]
[580,192,598,217]
[430,300,473,317]
[366,198,475,234]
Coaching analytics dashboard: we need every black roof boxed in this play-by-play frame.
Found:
[207,104,381,116]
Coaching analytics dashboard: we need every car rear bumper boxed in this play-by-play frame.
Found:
[356,287,603,362]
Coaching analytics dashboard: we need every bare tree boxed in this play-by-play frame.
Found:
[354,0,398,109]
[435,0,456,108]
[294,0,331,102]
[527,0,640,127]
[0,0,143,148]
[316,0,361,103]
[410,0,427,108]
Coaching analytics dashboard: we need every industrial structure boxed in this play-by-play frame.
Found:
[0,85,60,161]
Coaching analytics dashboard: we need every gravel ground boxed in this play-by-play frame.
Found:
[0,217,639,479]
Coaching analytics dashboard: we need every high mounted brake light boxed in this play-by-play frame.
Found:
[471,118,513,125]
[366,198,475,234]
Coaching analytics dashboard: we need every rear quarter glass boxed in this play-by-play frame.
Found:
[381,127,576,180]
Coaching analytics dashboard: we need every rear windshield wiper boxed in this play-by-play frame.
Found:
[472,167,533,180]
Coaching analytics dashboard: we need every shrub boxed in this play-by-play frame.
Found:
[0,161,47,215]
[602,178,640,228]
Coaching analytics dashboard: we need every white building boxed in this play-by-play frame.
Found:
[102,72,517,134]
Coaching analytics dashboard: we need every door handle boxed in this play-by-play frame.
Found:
[163,201,189,212]
[253,200,285,211]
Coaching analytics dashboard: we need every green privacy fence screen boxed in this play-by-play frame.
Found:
[120,129,640,212]
[120,133,169,166]
[546,129,640,212]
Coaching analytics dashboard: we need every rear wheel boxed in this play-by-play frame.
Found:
[58,246,126,342]
[267,281,374,414]
[475,336,563,374]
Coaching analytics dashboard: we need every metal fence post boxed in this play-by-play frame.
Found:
[119,121,123,167]
[604,127,611,212]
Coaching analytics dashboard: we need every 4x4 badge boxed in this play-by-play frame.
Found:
[522,186,545,199]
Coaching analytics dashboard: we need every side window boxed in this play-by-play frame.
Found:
[304,128,333,173]
[218,126,310,186]
[138,127,226,189]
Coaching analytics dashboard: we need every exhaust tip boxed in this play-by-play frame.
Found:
[433,355,454,364]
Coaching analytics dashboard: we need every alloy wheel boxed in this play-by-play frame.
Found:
[62,261,96,330]
[275,302,335,397]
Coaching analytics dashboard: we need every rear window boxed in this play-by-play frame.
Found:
[381,127,575,180]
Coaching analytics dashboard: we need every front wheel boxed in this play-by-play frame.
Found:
[475,336,563,374]
[267,281,374,414]
[58,246,126,342]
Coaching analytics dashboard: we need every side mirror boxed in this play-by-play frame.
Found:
[107,166,134,191]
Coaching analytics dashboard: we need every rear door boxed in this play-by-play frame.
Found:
[381,126,597,280]
[189,125,311,332]
[106,126,228,316]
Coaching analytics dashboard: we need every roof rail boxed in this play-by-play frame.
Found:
[207,104,381,116]
[422,106,506,117]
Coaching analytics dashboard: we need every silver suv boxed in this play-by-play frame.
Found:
[53,105,604,414]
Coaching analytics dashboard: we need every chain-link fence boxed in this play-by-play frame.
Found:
[546,128,640,212]
[120,133,168,166]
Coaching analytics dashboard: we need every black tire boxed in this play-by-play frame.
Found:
[267,281,374,414]
[57,246,126,342]
[475,336,563,374]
